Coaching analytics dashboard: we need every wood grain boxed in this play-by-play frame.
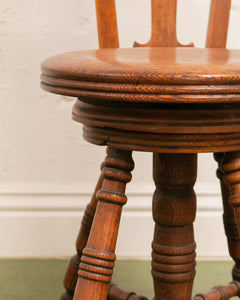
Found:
[194,281,240,299]
[71,101,240,153]
[214,153,240,283]
[73,101,240,135]
[152,153,197,299]
[41,47,240,85]
[41,47,240,104]
[39,0,240,299]
[61,171,104,299]
[95,0,119,48]
[73,148,134,300]
[222,152,240,245]
[207,0,232,48]
[134,0,193,47]
[108,283,148,300]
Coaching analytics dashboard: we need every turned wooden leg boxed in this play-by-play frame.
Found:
[194,281,240,299]
[61,171,104,299]
[214,153,240,281]
[152,153,197,300]
[108,283,148,300]
[73,148,134,300]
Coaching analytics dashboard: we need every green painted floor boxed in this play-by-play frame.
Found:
[0,260,238,299]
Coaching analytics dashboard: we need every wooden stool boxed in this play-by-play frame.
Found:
[41,0,240,299]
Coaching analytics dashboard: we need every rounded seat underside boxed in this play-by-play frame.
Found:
[41,46,240,153]
[41,47,240,104]
[72,100,240,153]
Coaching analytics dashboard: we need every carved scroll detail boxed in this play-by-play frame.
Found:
[134,0,193,47]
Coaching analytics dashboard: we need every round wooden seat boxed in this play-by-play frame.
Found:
[41,47,240,154]
[41,47,240,104]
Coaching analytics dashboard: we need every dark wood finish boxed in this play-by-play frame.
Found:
[73,101,240,153]
[73,101,240,135]
[222,152,240,238]
[61,171,104,299]
[152,153,197,300]
[82,124,240,154]
[194,281,240,300]
[95,0,119,48]
[207,0,232,48]
[73,148,134,300]
[108,283,148,300]
[214,153,240,282]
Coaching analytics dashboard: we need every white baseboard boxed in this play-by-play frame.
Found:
[0,182,230,260]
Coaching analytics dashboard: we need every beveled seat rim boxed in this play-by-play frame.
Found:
[41,47,240,85]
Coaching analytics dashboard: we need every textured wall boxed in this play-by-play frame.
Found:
[1,0,240,258]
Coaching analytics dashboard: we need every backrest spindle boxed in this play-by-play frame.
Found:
[95,0,119,48]
[207,0,232,48]
[95,0,232,49]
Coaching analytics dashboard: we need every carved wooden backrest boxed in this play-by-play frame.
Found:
[95,0,231,49]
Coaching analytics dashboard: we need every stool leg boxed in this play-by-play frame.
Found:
[220,151,240,281]
[152,153,197,300]
[73,148,134,300]
[61,172,104,299]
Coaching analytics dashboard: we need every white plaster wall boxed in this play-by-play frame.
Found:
[1,0,240,258]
